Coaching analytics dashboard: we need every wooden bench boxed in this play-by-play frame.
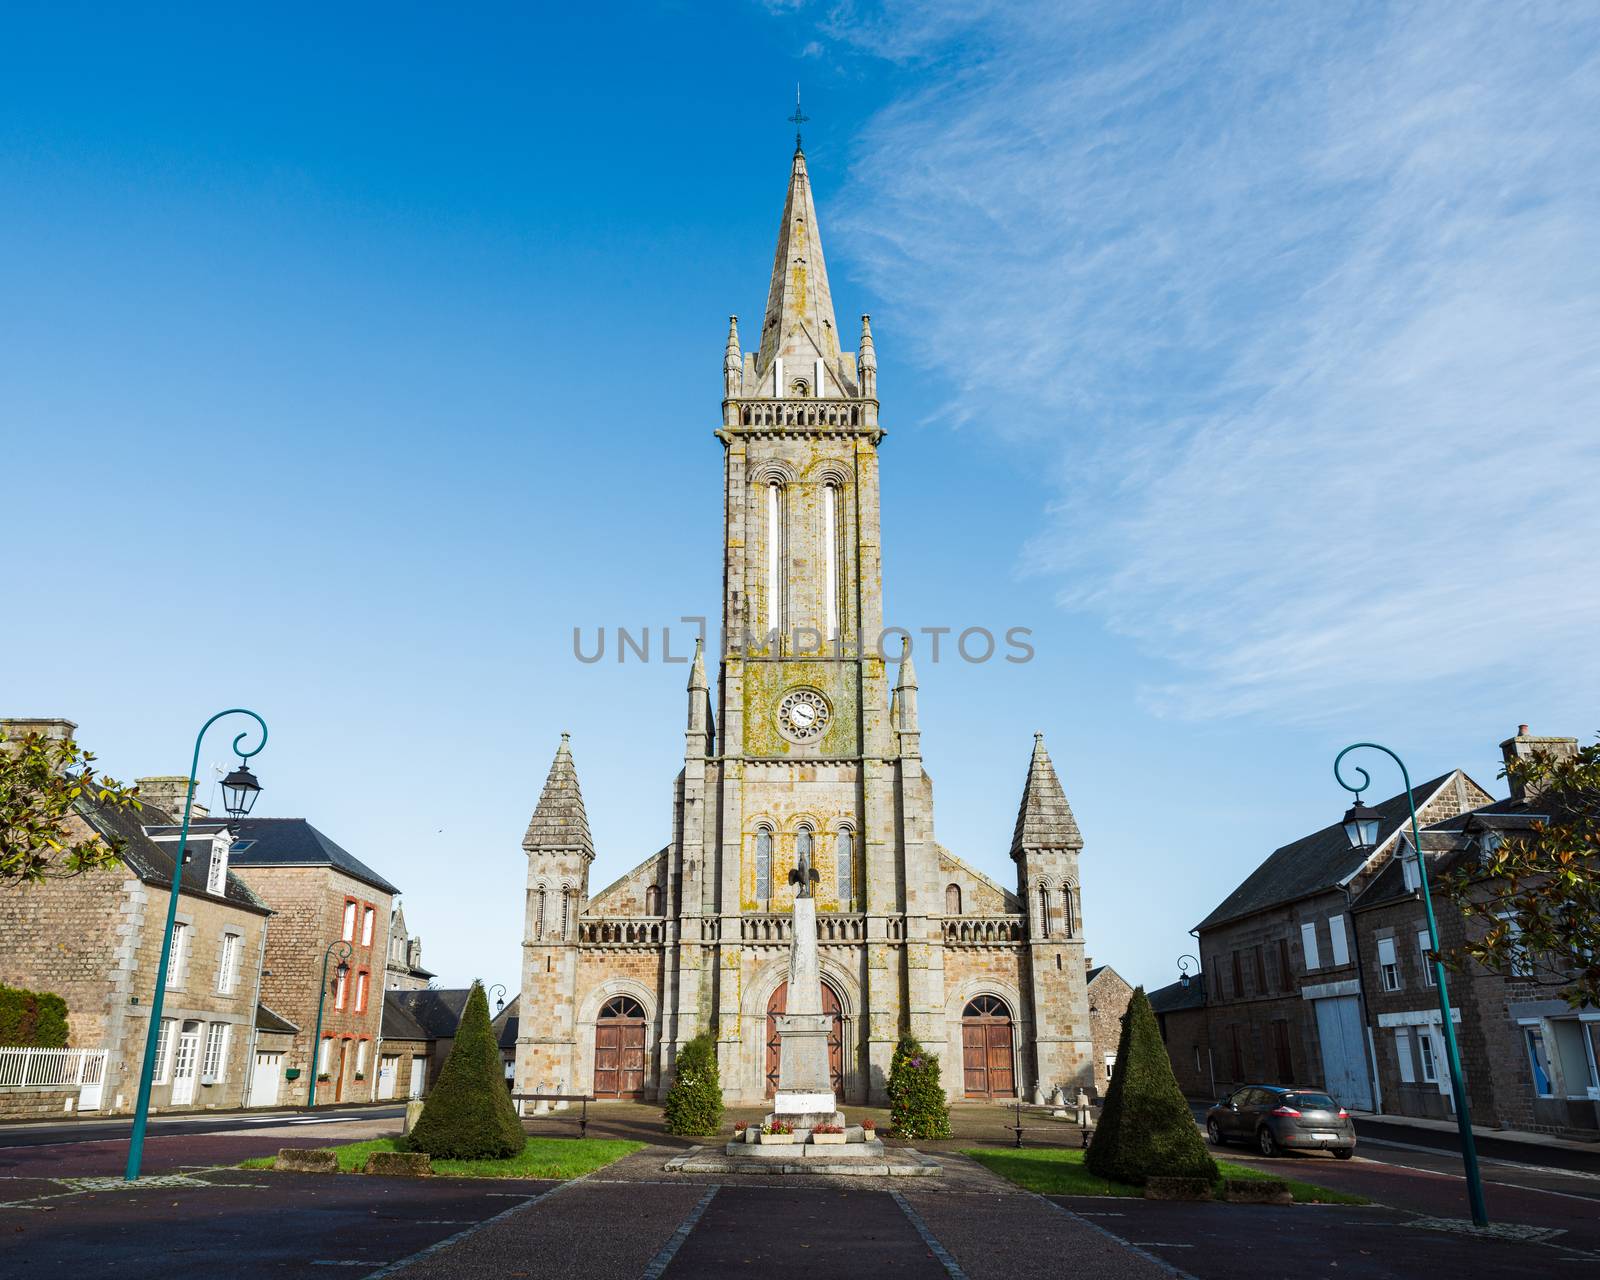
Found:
[512,1093,595,1138]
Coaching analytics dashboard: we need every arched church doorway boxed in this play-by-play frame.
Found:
[765,980,844,1097]
[961,994,1016,1099]
[592,995,647,1099]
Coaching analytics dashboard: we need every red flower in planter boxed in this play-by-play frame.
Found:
[861,1119,876,1131]
[733,1122,747,1132]
[813,1124,843,1134]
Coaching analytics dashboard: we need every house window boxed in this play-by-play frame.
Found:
[1417,1029,1439,1084]
[166,923,190,989]
[836,829,853,904]
[755,827,773,900]
[1525,1027,1553,1096]
[154,1019,176,1083]
[217,932,240,995]
[1253,946,1267,993]
[202,1023,229,1080]
[354,969,370,1013]
[1231,950,1244,997]
[342,899,358,942]
[1401,851,1421,892]
[1394,1028,1416,1084]
[1329,914,1350,967]
[1277,938,1294,992]
[1300,921,1321,971]
[207,838,229,895]
[1377,936,1402,991]
[317,1037,333,1074]
[1418,929,1436,987]
[1501,914,1533,977]
[355,1040,368,1076]
[334,967,348,1011]
[361,905,375,947]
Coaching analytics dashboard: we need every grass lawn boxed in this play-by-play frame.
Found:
[962,1146,1368,1205]
[241,1136,643,1179]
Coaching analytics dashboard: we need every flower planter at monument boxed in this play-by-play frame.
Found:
[811,1132,846,1145]
[759,1131,795,1145]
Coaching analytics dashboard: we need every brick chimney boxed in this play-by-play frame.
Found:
[136,775,209,820]
[1499,725,1579,803]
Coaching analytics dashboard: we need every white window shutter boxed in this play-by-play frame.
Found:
[1300,921,1320,970]
[1395,1029,1415,1084]
[1377,936,1397,966]
[1329,915,1350,966]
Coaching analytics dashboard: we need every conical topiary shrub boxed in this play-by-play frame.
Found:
[1086,987,1217,1186]
[887,1034,951,1139]
[405,982,526,1160]
[662,1032,724,1135]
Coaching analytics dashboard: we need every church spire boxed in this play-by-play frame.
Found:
[755,145,844,391]
[1010,732,1083,859]
[522,733,594,861]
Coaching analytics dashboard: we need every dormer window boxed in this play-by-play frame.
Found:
[206,832,231,896]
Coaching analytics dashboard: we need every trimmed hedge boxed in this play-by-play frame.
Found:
[0,983,69,1047]
[662,1033,724,1136]
[1086,987,1216,1186]
[405,982,525,1160]
[887,1034,951,1139]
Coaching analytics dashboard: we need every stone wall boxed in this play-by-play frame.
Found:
[1154,1005,1216,1098]
[1086,967,1133,1097]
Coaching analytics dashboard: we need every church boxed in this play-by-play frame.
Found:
[514,140,1092,1105]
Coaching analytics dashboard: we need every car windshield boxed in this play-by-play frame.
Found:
[1285,1092,1339,1110]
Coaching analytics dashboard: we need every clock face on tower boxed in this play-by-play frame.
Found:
[777,688,831,743]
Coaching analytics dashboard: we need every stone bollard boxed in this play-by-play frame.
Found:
[1223,1178,1292,1205]
[403,1099,425,1135]
[277,1148,339,1174]
[365,1151,432,1177]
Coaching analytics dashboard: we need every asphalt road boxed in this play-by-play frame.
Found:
[0,1103,405,1149]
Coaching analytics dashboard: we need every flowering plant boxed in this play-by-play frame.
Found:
[761,1120,793,1135]
[733,1121,747,1132]
[812,1124,843,1134]
[861,1118,875,1131]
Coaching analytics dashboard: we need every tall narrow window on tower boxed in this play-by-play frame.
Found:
[766,481,785,642]
[756,827,773,900]
[836,828,853,905]
[1039,884,1054,937]
[823,483,839,640]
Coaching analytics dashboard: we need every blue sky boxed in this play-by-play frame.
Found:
[4,2,1597,996]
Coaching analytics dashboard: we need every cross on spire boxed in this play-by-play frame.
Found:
[788,84,810,153]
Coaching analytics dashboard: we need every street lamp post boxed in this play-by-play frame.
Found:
[1176,955,1199,990]
[1334,742,1489,1227]
[488,983,507,1014]
[307,940,353,1108]
[124,710,266,1183]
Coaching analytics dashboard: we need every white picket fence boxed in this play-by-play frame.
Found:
[0,1047,108,1109]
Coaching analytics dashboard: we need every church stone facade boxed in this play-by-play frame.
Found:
[515,144,1092,1105]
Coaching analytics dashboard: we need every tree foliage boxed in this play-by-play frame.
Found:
[0,983,70,1047]
[0,730,140,883]
[1441,735,1600,1008]
[662,1032,724,1135]
[887,1034,951,1139]
[405,982,526,1160]
[1086,988,1216,1186]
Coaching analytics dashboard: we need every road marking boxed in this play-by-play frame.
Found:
[1373,1158,1600,1204]
[640,1183,719,1280]
[1033,1196,1201,1280]
[1361,1138,1600,1183]
[1132,1243,1195,1248]
[890,1191,969,1280]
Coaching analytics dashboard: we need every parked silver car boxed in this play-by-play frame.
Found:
[1205,1085,1357,1158]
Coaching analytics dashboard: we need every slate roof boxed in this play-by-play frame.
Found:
[224,817,400,897]
[1352,796,1549,912]
[1085,966,1107,984]
[387,988,472,1039]
[73,796,271,915]
[1148,976,1207,1014]
[491,995,520,1052]
[1010,733,1083,857]
[522,735,594,858]
[1194,774,1456,932]
[381,991,435,1043]
[255,1003,299,1034]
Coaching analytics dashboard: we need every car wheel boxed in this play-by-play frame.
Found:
[1207,1119,1226,1147]
[1334,1148,1354,1160]
[1258,1127,1278,1157]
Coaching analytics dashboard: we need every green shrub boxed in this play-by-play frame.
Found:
[405,983,525,1160]
[0,984,69,1047]
[887,1034,950,1139]
[662,1033,724,1135]
[1086,987,1216,1186]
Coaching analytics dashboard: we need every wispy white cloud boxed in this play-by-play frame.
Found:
[805,1,1600,721]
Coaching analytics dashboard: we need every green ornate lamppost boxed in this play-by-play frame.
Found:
[1334,741,1488,1227]
[125,709,266,1182]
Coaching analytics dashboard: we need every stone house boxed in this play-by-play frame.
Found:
[1352,729,1599,1138]
[1085,964,1133,1096]
[1148,975,1214,1099]
[516,142,1093,1107]
[223,818,400,1106]
[374,991,434,1101]
[0,718,274,1118]
[1194,770,1490,1108]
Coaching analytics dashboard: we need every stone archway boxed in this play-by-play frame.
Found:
[765,979,844,1097]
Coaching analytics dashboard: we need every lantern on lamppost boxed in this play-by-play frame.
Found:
[1176,954,1199,990]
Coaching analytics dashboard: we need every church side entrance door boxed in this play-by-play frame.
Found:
[962,995,1016,1098]
[765,980,844,1097]
[593,996,647,1099]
